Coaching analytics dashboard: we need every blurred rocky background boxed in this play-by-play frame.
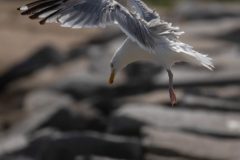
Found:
[0,0,240,160]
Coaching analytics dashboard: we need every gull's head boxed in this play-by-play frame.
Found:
[108,38,143,85]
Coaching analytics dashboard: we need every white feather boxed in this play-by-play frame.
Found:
[20,6,28,11]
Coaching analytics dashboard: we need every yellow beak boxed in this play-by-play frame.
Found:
[109,69,115,84]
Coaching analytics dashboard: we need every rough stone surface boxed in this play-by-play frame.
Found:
[10,131,142,160]
[143,127,240,160]
[0,46,62,92]
[115,104,240,137]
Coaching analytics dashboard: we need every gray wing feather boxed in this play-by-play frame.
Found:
[128,0,159,22]
[19,0,159,51]
[128,0,184,40]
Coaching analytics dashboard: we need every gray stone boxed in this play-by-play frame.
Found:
[217,28,240,44]
[145,154,189,160]
[76,155,126,160]
[52,72,108,99]
[0,46,62,92]
[0,135,28,156]
[23,90,106,132]
[108,115,145,137]
[181,94,240,112]
[143,127,240,160]
[175,1,240,21]
[115,104,240,137]
[16,131,142,160]
[0,156,34,160]
[153,67,240,88]
[0,90,73,155]
[15,90,74,134]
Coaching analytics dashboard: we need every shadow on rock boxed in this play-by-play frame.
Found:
[0,46,63,92]
[3,131,142,160]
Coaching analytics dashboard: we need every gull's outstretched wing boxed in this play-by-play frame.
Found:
[127,0,159,22]
[18,0,159,51]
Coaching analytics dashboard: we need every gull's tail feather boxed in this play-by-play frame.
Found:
[171,41,214,70]
[191,51,214,70]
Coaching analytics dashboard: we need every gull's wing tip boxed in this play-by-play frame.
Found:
[29,14,39,19]
[17,4,46,24]
[18,6,29,11]
[20,12,28,16]
[39,20,46,25]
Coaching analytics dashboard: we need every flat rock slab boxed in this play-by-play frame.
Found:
[115,104,240,137]
[12,90,74,134]
[52,72,109,99]
[0,45,62,91]
[153,68,240,88]
[0,90,74,156]
[11,131,142,160]
[176,2,240,21]
[0,135,28,156]
[145,154,189,160]
[181,94,240,112]
[143,127,240,160]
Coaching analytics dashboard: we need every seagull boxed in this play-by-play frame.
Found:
[18,0,214,106]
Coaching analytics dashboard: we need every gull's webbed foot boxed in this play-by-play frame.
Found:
[169,87,177,106]
[167,69,176,106]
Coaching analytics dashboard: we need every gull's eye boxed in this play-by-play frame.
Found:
[110,63,113,68]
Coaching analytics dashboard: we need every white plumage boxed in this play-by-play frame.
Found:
[18,0,214,105]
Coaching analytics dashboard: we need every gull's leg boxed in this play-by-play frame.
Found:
[167,69,176,106]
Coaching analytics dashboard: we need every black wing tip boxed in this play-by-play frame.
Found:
[21,11,29,16]
[39,20,46,25]
[29,14,38,19]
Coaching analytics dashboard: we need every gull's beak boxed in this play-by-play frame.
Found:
[109,69,115,85]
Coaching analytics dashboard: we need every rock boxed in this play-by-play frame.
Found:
[24,90,73,111]
[0,156,34,160]
[52,68,151,101]
[119,90,183,105]
[52,72,108,99]
[66,47,89,61]
[108,116,145,137]
[61,62,240,102]
[181,94,240,112]
[91,98,121,116]
[0,90,73,156]
[145,154,189,160]
[179,18,240,56]
[0,46,62,92]
[217,28,240,44]
[76,155,126,160]
[24,90,107,132]
[38,105,107,132]
[13,90,74,134]
[175,1,240,21]
[143,127,240,160]
[195,85,240,101]
[115,104,240,138]
[0,135,28,156]
[11,131,142,160]
[153,67,240,88]
[51,49,240,102]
